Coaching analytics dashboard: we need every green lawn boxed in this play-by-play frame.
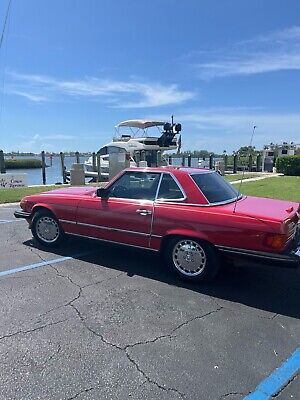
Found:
[0,186,64,204]
[235,176,300,202]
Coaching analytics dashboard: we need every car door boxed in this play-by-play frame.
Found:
[75,171,162,248]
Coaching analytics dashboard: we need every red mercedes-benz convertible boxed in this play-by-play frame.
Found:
[14,167,300,282]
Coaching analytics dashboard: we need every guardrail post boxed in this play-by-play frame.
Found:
[97,151,101,182]
[0,150,5,173]
[209,154,213,170]
[41,151,46,185]
[168,155,172,165]
[181,156,185,166]
[187,154,192,167]
[233,155,238,173]
[75,151,80,163]
[60,152,66,184]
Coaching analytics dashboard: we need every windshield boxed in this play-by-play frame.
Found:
[191,172,240,204]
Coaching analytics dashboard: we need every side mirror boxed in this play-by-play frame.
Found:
[96,187,109,198]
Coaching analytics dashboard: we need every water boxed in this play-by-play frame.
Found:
[5,155,89,186]
[4,155,216,186]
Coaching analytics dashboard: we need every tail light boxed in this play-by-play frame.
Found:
[264,233,286,250]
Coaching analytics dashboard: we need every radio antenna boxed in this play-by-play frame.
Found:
[233,125,257,213]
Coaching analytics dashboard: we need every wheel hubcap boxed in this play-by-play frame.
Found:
[172,239,206,276]
[36,216,59,243]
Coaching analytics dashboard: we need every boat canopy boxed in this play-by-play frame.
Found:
[116,120,165,129]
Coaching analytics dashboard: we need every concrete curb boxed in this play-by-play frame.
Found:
[0,202,20,207]
[230,174,283,184]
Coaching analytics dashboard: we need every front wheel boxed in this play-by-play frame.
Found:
[31,210,65,247]
[164,237,220,282]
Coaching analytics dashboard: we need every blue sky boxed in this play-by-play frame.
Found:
[1,0,300,153]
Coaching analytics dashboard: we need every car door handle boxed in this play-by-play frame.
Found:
[136,209,152,216]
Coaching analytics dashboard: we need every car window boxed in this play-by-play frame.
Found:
[191,172,239,204]
[157,173,185,200]
[106,171,161,200]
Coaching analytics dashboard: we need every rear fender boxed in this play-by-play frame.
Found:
[160,229,211,251]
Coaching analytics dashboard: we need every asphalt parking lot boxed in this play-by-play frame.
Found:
[0,204,299,400]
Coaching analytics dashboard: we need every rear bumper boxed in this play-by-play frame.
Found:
[218,243,300,268]
[14,210,31,219]
[219,223,300,268]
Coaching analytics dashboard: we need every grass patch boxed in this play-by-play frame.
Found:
[5,158,42,169]
[0,185,64,204]
[237,176,300,202]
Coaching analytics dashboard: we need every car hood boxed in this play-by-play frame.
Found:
[41,187,97,197]
[225,195,299,222]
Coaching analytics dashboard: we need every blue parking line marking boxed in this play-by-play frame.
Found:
[0,252,92,278]
[243,348,300,399]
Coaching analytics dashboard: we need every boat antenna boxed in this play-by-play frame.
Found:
[233,125,257,213]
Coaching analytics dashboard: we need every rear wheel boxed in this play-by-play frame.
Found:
[31,210,65,247]
[164,237,220,282]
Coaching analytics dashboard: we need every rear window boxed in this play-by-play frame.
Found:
[191,172,239,204]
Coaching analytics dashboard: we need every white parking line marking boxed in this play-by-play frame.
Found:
[0,251,94,278]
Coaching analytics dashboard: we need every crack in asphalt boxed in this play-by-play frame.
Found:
[0,319,68,342]
[70,300,224,400]
[66,387,94,400]
[42,343,62,369]
[25,257,223,400]
[38,267,125,318]
[219,392,247,399]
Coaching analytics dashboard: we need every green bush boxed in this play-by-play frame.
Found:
[276,156,300,176]
[5,158,42,169]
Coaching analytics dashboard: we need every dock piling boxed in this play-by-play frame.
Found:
[60,152,67,184]
[96,152,101,182]
[75,151,80,164]
[0,150,5,173]
[41,151,46,185]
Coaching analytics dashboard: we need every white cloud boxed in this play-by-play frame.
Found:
[8,90,49,102]
[7,71,194,107]
[193,26,300,79]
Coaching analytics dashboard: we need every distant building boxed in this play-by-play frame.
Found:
[262,142,296,172]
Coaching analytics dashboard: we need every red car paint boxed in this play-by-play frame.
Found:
[16,167,300,265]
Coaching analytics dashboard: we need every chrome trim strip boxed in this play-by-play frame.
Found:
[155,172,187,202]
[153,198,243,207]
[151,234,162,239]
[60,219,77,225]
[67,232,158,252]
[78,221,150,236]
[154,173,164,201]
[217,245,300,264]
[59,219,150,237]
[149,173,163,246]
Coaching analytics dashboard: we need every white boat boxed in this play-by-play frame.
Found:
[85,119,181,177]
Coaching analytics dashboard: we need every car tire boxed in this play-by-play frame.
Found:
[164,237,220,282]
[31,210,65,247]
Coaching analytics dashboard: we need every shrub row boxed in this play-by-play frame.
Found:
[275,155,300,176]
[5,158,42,169]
